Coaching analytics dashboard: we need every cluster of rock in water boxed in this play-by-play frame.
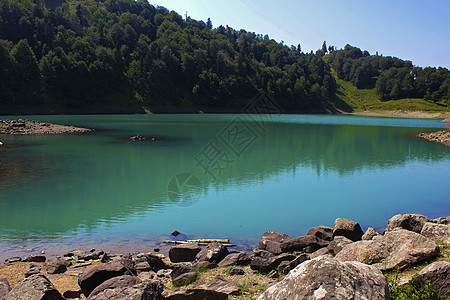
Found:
[0,213,449,299]
[0,119,92,135]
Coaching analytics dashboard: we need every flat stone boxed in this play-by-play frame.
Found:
[196,277,240,295]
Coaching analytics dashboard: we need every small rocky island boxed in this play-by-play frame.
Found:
[0,119,93,135]
[0,213,449,299]
[418,130,450,146]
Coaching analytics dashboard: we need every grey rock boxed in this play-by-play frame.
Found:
[280,235,321,253]
[416,261,450,296]
[169,243,201,263]
[362,227,380,240]
[88,277,163,300]
[336,228,440,270]
[0,278,11,299]
[385,213,433,233]
[257,255,389,300]
[327,236,354,255]
[433,216,449,225]
[78,257,135,297]
[217,252,250,267]
[88,275,140,299]
[25,266,41,278]
[420,222,450,243]
[309,247,330,259]
[197,277,239,295]
[258,231,292,255]
[282,253,310,274]
[172,272,197,286]
[252,249,275,259]
[250,253,296,273]
[307,225,334,241]
[45,258,67,274]
[332,218,364,241]
[5,274,63,300]
[195,243,229,264]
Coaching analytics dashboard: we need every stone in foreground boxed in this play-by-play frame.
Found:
[257,255,389,300]
[78,258,134,297]
[416,261,450,296]
[332,218,364,241]
[5,274,63,300]
[336,228,439,270]
[0,278,11,299]
[169,243,201,263]
[87,275,163,300]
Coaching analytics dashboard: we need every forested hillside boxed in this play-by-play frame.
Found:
[0,0,448,113]
[328,45,449,105]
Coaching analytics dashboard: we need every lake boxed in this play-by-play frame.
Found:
[0,114,449,261]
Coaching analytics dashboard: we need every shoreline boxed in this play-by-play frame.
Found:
[0,213,448,299]
[348,109,450,119]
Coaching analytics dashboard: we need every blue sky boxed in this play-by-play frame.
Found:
[153,0,450,68]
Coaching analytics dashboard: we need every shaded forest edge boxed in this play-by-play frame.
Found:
[0,0,449,115]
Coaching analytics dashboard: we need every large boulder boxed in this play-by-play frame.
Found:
[258,231,292,255]
[88,276,163,300]
[217,252,250,267]
[416,261,450,296]
[332,218,364,241]
[420,222,450,243]
[336,229,440,270]
[257,255,389,300]
[307,225,333,241]
[385,214,432,233]
[5,274,63,300]
[0,278,11,299]
[169,243,201,263]
[78,257,135,297]
[280,235,321,253]
[195,243,229,264]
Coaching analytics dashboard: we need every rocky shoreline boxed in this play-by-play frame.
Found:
[0,213,449,299]
[418,130,450,146]
[0,119,93,136]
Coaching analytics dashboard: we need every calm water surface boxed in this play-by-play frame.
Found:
[0,114,449,260]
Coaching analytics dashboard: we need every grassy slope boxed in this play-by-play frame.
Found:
[330,69,449,114]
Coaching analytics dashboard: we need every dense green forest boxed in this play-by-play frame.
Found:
[0,0,448,113]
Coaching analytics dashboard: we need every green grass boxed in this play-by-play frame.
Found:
[330,69,449,113]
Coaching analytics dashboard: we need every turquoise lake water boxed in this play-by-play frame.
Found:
[0,114,449,260]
